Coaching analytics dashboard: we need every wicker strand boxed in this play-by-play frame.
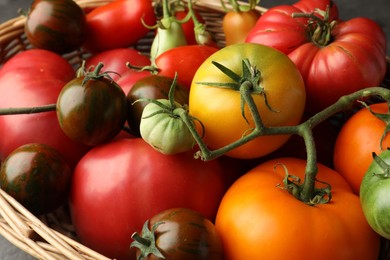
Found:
[0,189,109,260]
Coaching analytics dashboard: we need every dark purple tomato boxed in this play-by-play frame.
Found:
[127,75,189,136]
[25,0,87,53]
[56,64,128,146]
[131,207,224,260]
[0,143,72,215]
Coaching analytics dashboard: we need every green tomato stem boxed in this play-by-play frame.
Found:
[0,104,57,115]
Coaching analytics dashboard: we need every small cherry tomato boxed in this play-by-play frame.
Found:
[223,9,260,46]
[56,63,128,146]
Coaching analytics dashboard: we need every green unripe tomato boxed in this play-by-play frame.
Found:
[360,149,390,239]
[140,99,194,155]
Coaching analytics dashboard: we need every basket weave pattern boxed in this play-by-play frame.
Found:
[0,0,389,259]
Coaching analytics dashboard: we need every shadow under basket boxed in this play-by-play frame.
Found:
[0,0,390,259]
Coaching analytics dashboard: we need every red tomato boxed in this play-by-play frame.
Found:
[70,138,226,259]
[0,50,90,169]
[334,102,390,195]
[83,0,156,53]
[215,157,380,259]
[120,45,219,90]
[153,45,219,89]
[246,0,387,114]
[85,48,151,81]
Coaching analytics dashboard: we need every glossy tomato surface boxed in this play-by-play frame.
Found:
[153,45,219,89]
[0,49,90,169]
[132,208,224,260]
[334,102,390,194]
[223,9,260,46]
[57,74,128,146]
[0,143,71,215]
[25,0,87,53]
[189,43,306,159]
[70,138,226,259]
[360,149,390,240]
[215,157,380,260]
[83,0,156,53]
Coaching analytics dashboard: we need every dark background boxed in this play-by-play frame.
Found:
[0,0,389,259]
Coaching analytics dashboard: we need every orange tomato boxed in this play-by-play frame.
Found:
[333,102,390,195]
[215,157,380,260]
[223,9,260,46]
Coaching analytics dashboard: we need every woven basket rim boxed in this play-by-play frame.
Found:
[0,0,389,259]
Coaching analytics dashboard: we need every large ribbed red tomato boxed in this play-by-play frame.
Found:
[246,0,387,114]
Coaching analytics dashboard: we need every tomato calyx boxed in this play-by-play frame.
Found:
[80,62,118,86]
[371,151,390,179]
[131,220,166,260]
[196,58,276,124]
[276,163,332,205]
[292,5,337,46]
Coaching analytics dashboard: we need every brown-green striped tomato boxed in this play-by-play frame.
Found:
[0,143,72,215]
[131,207,224,260]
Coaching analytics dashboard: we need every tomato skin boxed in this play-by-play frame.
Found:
[57,75,128,146]
[215,157,380,260]
[132,208,224,260]
[360,149,390,239]
[189,43,306,159]
[223,9,260,46]
[0,143,71,215]
[83,0,156,53]
[334,102,390,195]
[154,45,219,89]
[25,0,87,54]
[70,138,226,259]
[85,48,151,81]
[0,49,90,169]
[246,0,387,114]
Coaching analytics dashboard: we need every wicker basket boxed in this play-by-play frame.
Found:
[0,0,389,259]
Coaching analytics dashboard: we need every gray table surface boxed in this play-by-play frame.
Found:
[0,0,389,259]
